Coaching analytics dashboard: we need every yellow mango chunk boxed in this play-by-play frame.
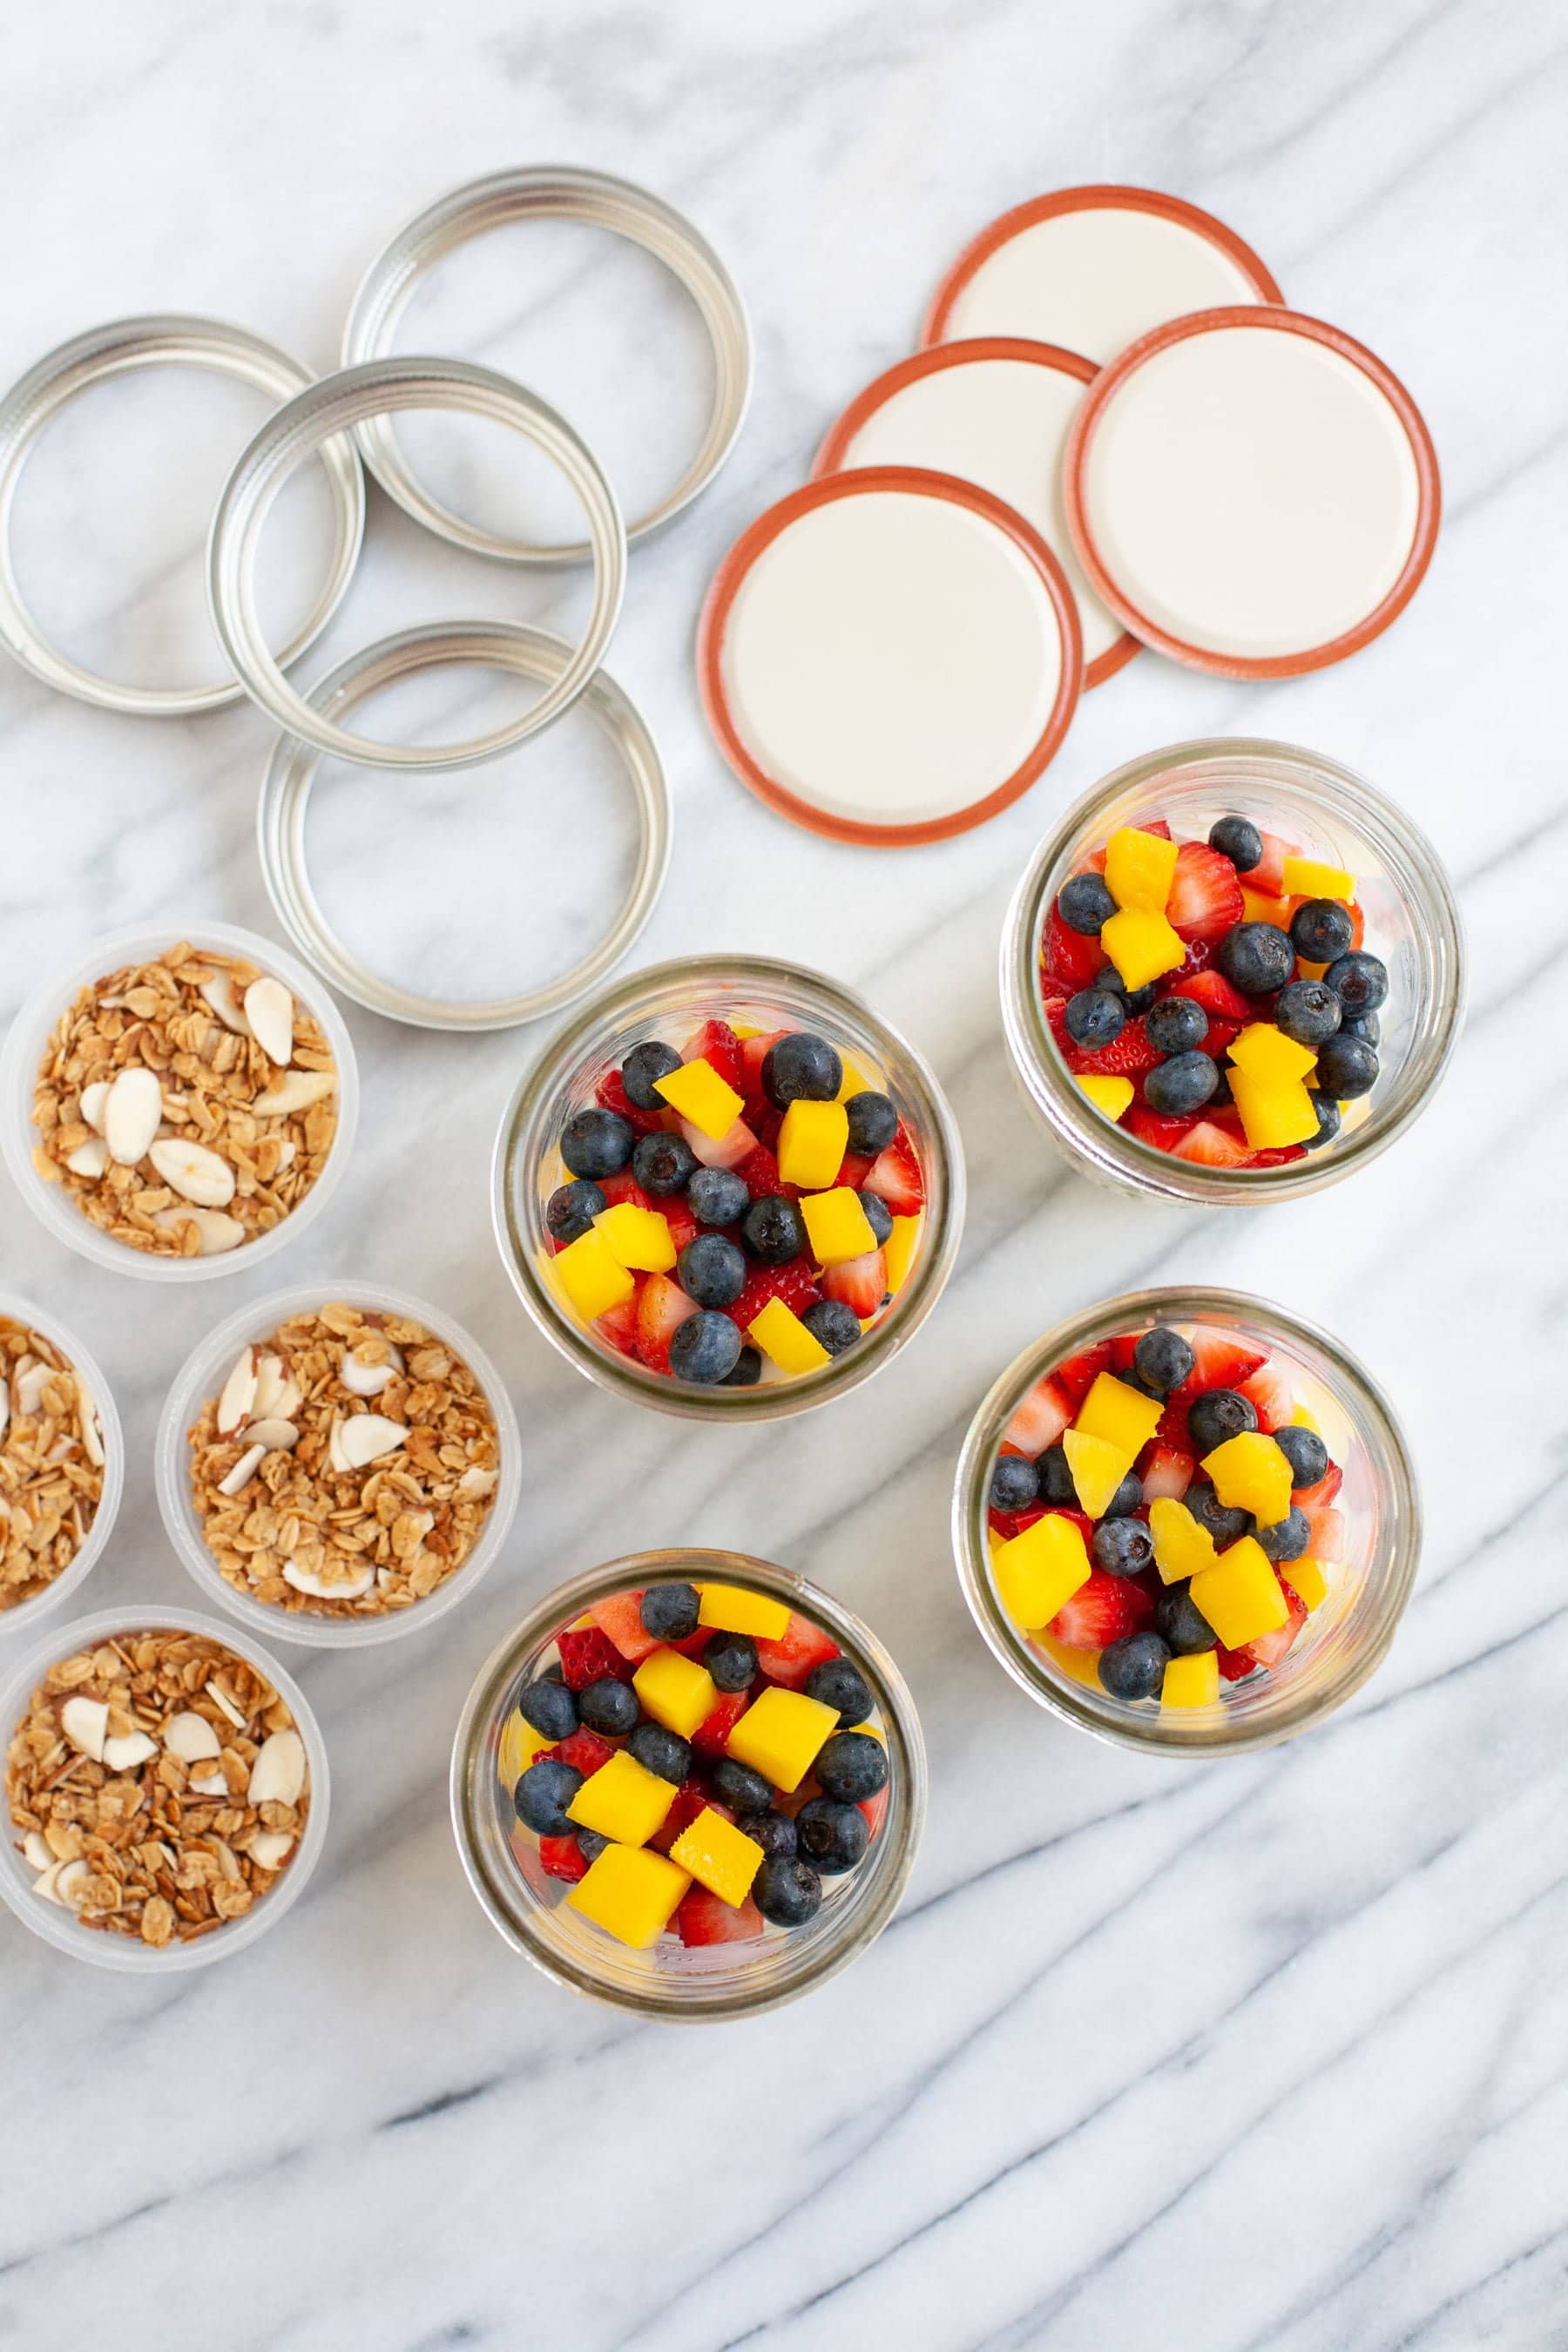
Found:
[1227,1024,1318,1085]
[697,1584,791,1639]
[632,1647,719,1740]
[1062,1427,1137,1519]
[748,1296,832,1375]
[1281,855,1355,902]
[800,1186,877,1266]
[1147,1496,1218,1586]
[670,1807,766,1906]
[726,1686,839,1793]
[654,1058,745,1139]
[1105,825,1179,913]
[1075,1371,1164,1456]
[1100,906,1186,993]
[1290,1558,1329,1612]
[883,1214,921,1297]
[1201,1430,1295,1526]
[567,1844,690,1948]
[552,1227,637,1321]
[1229,1070,1321,1150]
[835,1054,877,1103]
[1162,1652,1220,1709]
[592,1201,676,1273]
[567,1751,678,1847]
[1189,1536,1288,1649]
[498,1709,553,1786]
[1038,1631,1103,1688]
[1075,1072,1135,1121]
[992,1511,1091,1631]
[1291,1402,1323,1437]
[1241,887,1294,927]
[777,1099,849,1190]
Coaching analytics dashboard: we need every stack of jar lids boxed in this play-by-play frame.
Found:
[0,168,754,1028]
[699,186,1441,848]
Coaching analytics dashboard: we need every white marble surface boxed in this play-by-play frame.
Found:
[2,3,1565,2346]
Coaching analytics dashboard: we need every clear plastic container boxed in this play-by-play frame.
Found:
[1000,739,1464,1203]
[155,1281,522,1650]
[450,1550,927,2019]
[953,1288,1422,1756]
[491,955,964,1420]
[0,919,360,1280]
[0,1289,124,1639]
[0,1603,329,1972]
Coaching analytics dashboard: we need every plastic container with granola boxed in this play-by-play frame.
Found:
[0,1294,123,1633]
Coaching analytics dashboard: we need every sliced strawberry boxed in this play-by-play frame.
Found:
[679,1114,757,1172]
[862,1126,924,1213]
[588,1590,661,1663]
[1125,1104,1203,1153]
[1172,1119,1252,1168]
[691,1694,750,1758]
[1049,1570,1153,1650]
[1139,817,1173,839]
[1044,997,1163,1077]
[1303,1504,1345,1559]
[595,1066,665,1136]
[1109,1334,1139,1374]
[1239,1359,1295,1433]
[1216,1644,1256,1683]
[1170,968,1253,1022]
[635,1272,700,1372]
[1166,841,1245,943]
[1139,1441,1194,1501]
[538,1834,591,1884]
[1248,828,1300,894]
[752,1105,784,1151]
[734,1143,787,1200]
[650,1776,710,1850]
[858,1785,889,1841]
[738,1028,787,1109]
[676,1886,763,1946]
[662,1200,699,1256]
[821,1248,888,1320]
[685,1018,744,1092]
[1176,1331,1268,1397]
[989,1504,1046,1541]
[1240,1576,1308,1673]
[754,1612,841,1688]
[597,1171,655,1212]
[548,1727,616,1779]
[835,1150,876,1192]
[594,1293,643,1360]
[1200,1017,1243,1058]
[1003,1373,1074,1455]
[1246,1146,1308,1167]
[1043,906,1109,992]
[1296,1461,1343,1512]
[1054,1338,1113,1409]
[726,1257,820,1332]
[558,1625,635,1690]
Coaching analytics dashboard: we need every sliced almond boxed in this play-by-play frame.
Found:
[216,1443,265,1497]
[75,1377,105,1470]
[247,1829,295,1871]
[249,1353,292,1423]
[198,971,251,1034]
[14,1360,49,1418]
[0,1387,8,1441]
[327,1416,349,1477]
[206,1678,247,1730]
[79,1079,111,1134]
[23,1830,52,1871]
[283,1556,375,1600]
[216,1346,258,1436]
[247,1727,306,1808]
[102,1066,163,1165]
[164,1710,222,1764]
[149,1137,236,1208]
[455,1465,498,1501]
[60,1696,109,1761]
[240,1416,299,1452]
[31,1860,66,1905]
[336,1413,407,1470]
[243,977,294,1066]
[209,1836,243,1881]
[65,1136,109,1179]
[190,1767,228,1796]
[341,1342,404,1398]
[152,1206,246,1256]
[103,1730,157,1774]
[252,1070,335,1119]
[54,1859,91,1906]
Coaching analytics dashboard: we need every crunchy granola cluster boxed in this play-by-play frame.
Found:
[0,1318,106,1614]
[5,1629,309,1946]
[30,943,337,1259]
[187,1302,502,1619]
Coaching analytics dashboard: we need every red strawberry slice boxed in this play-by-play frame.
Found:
[1139,1441,1194,1501]
[1170,968,1253,1022]
[597,1171,655,1211]
[989,1504,1046,1541]
[1044,997,1163,1078]
[548,1727,616,1779]
[858,1786,889,1841]
[1216,1643,1256,1683]
[1200,1017,1243,1058]
[1296,1461,1343,1512]
[538,1835,591,1884]
[635,1272,700,1371]
[1166,841,1245,943]
[863,1127,924,1213]
[821,1248,888,1320]
[1109,1334,1139,1373]
[727,1257,820,1332]
[835,1150,876,1192]
[1042,906,1109,992]
[1176,1330,1269,1397]
[1303,1504,1345,1559]
[1239,1360,1295,1433]
[662,1200,699,1255]
[1172,1119,1252,1168]
[588,1590,662,1663]
[595,1067,665,1136]
[1125,1104,1203,1153]
[650,1776,711,1850]
[1139,817,1173,839]
[1247,828,1300,894]
[679,1114,757,1172]
[1048,1570,1152,1650]
[1003,1373,1074,1455]
[754,1612,841,1689]
[676,1886,763,1946]
[735,1144,787,1200]
[685,1018,745,1092]
[738,1028,787,1109]
[1246,1146,1308,1168]
[691,1694,750,1758]
[557,1625,635,1690]
[1239,1576,1308,1673]
[1054,1338,1113,1409]
[594,1293,643,1360]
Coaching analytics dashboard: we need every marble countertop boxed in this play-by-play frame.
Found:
[3,3,1565,2346]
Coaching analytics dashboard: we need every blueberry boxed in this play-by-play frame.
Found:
[814,1730,889,1802]
[990,1454,1041,1512]
[1341,1010,1380,1047]
[687,1166,749,1227]
[1185,1480,1254,1547]
[1209,815,1263,872]
[619,1039,681,1112]
[856,1188,894,1247]
[1100,972,1158,1017]
[545,1179,606,1245]
[722,1345,763,1387]
[737,1807,797,1859]
[802,1298,862,1356]
[560,1106,633,1180]
[740,1194,806,1264]
[704,1632,757,1693]
[795,1796,869,1874]
[517,1678,578,1740]
[513,1756,582,1836]
[803,1658,875,1726]
[1274,978,1343,1049]
[639,1582,700,1640]
[1315,1033,1379,1100]
[1064,988,1125,1050]
[1217,922,1295,996]
[1256,1504,1311,1563]
[1154,1583,1217,1655]
[1145,995,1209,1055]
[1058,872,1117,935]
[844,1091,898,1156]
[578,1677,639,1737]
[1208,1061,1234,1109]
[632,1130,698,1196]
[1324,950,1388,1017]
[712,1756,773,1814]
[576,1829,611,1864]
[1092,1516,1153,1575]
[1098,1631,1171,1701]
[1144,1051,1219,1118]
[1303,1091,1342,1152]
[627,1722,692,1782]
[677,1232,747,1308]
[1037,1443,1077,1505]
[1274,1425,1328,1489]
[1186,1389,1258,1454]
[1102,1470,1146,1520]
[1289,898,1355,963]
[753,1855,822,1926]
[668,1310,743,1384]
[762,1031,841,1109]
[1133,1326,1195,1396]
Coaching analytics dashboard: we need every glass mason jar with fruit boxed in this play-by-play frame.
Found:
[1000,739,1464,1203]
[492,956,964,1419]
[449,1551,926,2018]
[953,1289,1421,1756]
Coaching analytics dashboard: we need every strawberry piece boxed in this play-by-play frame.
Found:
[1216,1643,1256,1683]
[685,1018,744,1092]
[635,1272,700,1371]
[1044,997,1163,1077]
[1296,1461,1343,1512]
[863,1127,924,1213]
[1304,1504,1345,1558]
[549,1727,616,1779]
[558,1625,635,1690]
[691,1694,750,1757]
[754,1612,841,1689]
[1139,817,1173,839]
[1139,1441,1194,1501]
[662,1200,699,1255]
[989,1504,1046,1542]
[1054,1338,1113,1408]
[1176,1330,1268,1396]
[1003,1373,1074,1455]
[1042,906,1109,992]
[595,1067,664,1136]
[680,1114,757,1172]
[1049,1569,1153,1650]
[1125,1104,1203,1153]
[1042,1506,1095,1544]
[1246,829,1299,894]
[1172,1119,1252,1168]
[835,1150,875,1192]
[821,1248,888,1320]
[1239,1576,1308,1673]
[1246,1146,1308,1167]
[588,1590,662,1664]
[594,1293,643,1360]
[1239,1360,1295,1433]
[650,1776,711,1851]
[735,1143,787,1200]
[1170,968,1253,1022]
[859,1785,890,1841]
[538,1835,591,1884]
[1109,1334,1139,1373]
[751,1105,784,1151]
[1199,1017,1242,1058]
[1166,841,1245,943]
[738,1028,787,1109]
[598,1171,656,1211]
[726,1257,820,1332]
[676,1886,763,1946]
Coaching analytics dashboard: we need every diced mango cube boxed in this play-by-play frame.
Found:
[835,1055,877,1103]
[1147,1496,1218,1585]
[748,1296,832,1375]
[1227,1024,1318,1085]
[1241,887,1294,927]
[993,1511,1091,1630]
[697,1584,792,1639]
[725,1685,839,1793]
[1281,855,1355,902]
[567,1751,678,1846]
[777,1099,849,1191]
[654,1058,745,1139]
[1076,1073,1134,1122]
[1105,825,1179,912]
[1100,906,1186,993]
[1074,1371,1164,1456]
[1062,1428,1137,1519]
[567,1843,689,1948]
[1201,1430,1295,1526]
[1189,1536,1288,1648]
[1038,1631,1103,1688]
[1162,1652,1220,1709]
[592,1201,676,1273]
[1229,1070,1321,1150]
[670,1807,766,1906]
[883,1214,921,1297]
[1290,1558,1329,1612]
[552,1227,637,1321]
[632,1647,719,1740]
[800,1186,877,1266]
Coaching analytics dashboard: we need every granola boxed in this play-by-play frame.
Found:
[0,1318,107,1613]
[5,1627,310,1944]
[30,944,338,1258]
[187,1302,502,1618]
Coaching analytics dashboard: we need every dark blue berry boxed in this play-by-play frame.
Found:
[1037,1443,1076,1504]
[628,1722,692,1782]
[1256,1504,1310,1563]
[803,1659,875,1726]
[1324,950,1388,1017]
[795,1796,869,1874]
[754,1855,822,1926]
[576,1829,611,1863]
[740,1194,806,1264]
[639,1582,700,1640]
[1100,1469,1146,1520]
[1341,1010,1380,1046]
[578,1677,639,1737]
[814,1730,888,1802]
[737,1807,797,1859]
[1064,988,1125,1050]
[513,1756,582,1836]
[620,1039,681,1112]
[1289,898,1354,963]
[1274,1425,1328,1488]
[712,1756,773,1814]
[1134,1327,1195,1395]
[687,1166,749,1227]
[1101,972,1158,1017]
[844,1092,897,1155]
[1058,872,1117,935]
[1186,1389,1257,1454]
[1145,996,1209,1055]
[631,1131,697,1196]
[1218,922,1295,996]
[545,1179,605,1244]
[1209,815,1262,872]
[668,1310,743,1384]
[802,1298,862,1356]
[1274,978,1342,1049]
[704,1632,757,1693]
[517,1678,577,1740]
[1208,1061,1234,1108]
[1092,1516,1153,1575]
[677,1232,747,1308]
[1098,1631,1171,1701]
[560,1107,633,1180]
[1144,1051,1219,1118]
[1154,1583,1216,1655]
[722,1345,763,1387]
[990,1454,1040,1512]
[856,1188,893,1247]
[1303,1091,1342,1151]
[1186,1480,1254,1547]
[1315,1033,1378,1099]
[763,1031,841,1109]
